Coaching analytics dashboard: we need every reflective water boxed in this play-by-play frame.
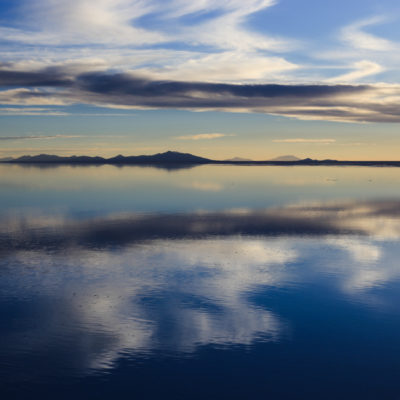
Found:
[1,164,400,399]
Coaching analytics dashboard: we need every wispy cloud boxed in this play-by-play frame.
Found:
[0,134,81,141]
[0,0,309,99]
[340,16,396,52]
[174,133,235,140]
[0,107,69,116]
[327,60,384,83]
[2,1,400,96]
[1,0,163,46]
[308,14,400,88]
[143,51,298,83]
[273,138,336,143]
[3,0,281,50]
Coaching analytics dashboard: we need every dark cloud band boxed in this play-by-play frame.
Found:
[1,64,398,123]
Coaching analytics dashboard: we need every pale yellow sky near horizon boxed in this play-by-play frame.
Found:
[1,134,399,161]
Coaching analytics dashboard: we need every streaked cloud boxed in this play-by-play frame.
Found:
[1,0,164,47]
[272,138,336,143]
[174,133,234,140]
[340,16,396,52]
[0,134,81,141]
[0,0,288,84]
[1,0,280,49]
[327,60,384,83]
[0,107,69,116]
[144,51,298,83]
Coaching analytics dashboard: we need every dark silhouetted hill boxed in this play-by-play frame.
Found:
[107,151,211,164]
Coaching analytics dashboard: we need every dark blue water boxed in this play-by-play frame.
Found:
[1,164,400,399]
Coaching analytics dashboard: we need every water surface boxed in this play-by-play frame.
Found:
[1,164,400,399]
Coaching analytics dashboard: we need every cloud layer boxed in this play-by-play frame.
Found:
[2,64,400,122]
[1,1,400,124]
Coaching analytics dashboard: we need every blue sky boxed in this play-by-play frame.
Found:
[1,0,400,159]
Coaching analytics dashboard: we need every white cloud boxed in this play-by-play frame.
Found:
[327,60,384,83]
[340,16,396,52]
[0,0,296,85]
[2,2,400,91]
[143,51,298,83]
[11,0,164,46]
[307,15,400,86]
[163,0,277,19]
[174,1,287,53]
[2,0,283,51]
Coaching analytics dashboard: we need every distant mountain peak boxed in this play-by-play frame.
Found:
[137,151,211,163]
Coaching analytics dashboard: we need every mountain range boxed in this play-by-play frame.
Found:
[2,151,400,167]
[7,151,210,164]
[0,152,301,164]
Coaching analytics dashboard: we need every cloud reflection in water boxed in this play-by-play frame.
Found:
[0,238,291,376]
[2,198,400,378]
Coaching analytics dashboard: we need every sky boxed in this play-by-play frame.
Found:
[1,0,400,160]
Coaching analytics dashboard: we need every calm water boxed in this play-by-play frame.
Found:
[1,164,400,399]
